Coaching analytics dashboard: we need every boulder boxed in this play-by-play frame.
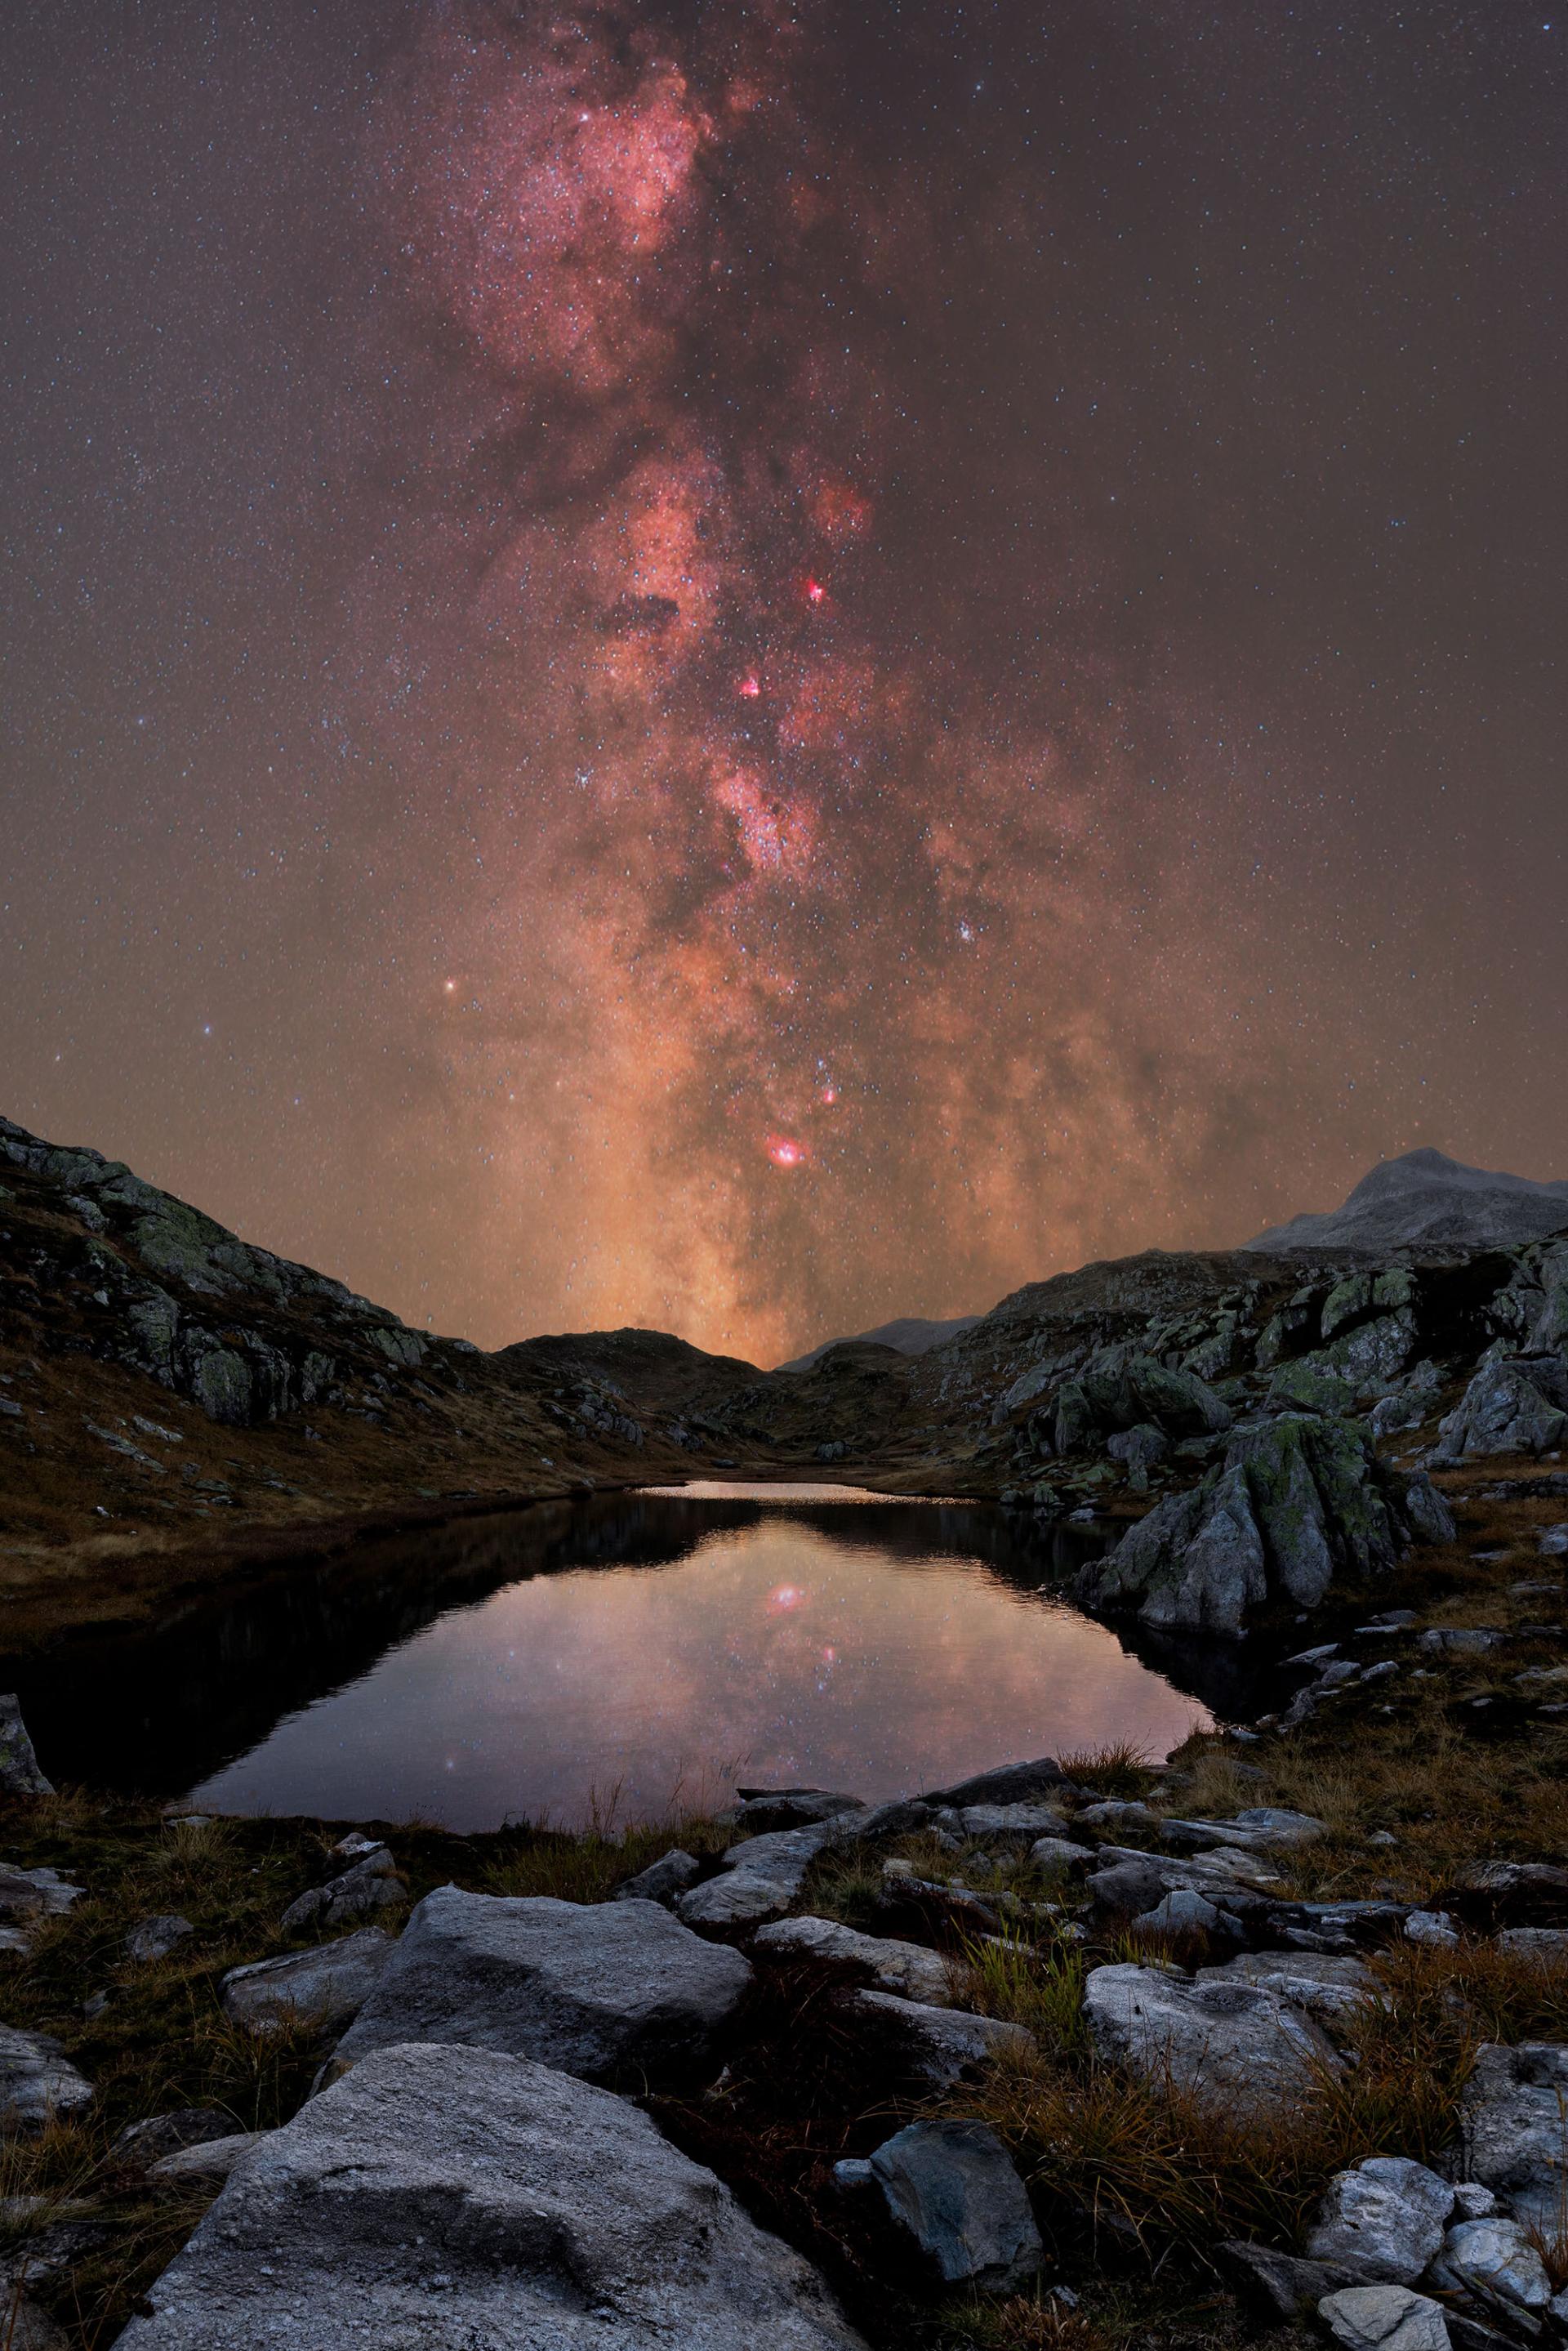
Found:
[1436,1360,1568,1461]
[735,1791,866,1831]
[1427,2216,1552,2316]
[1305,2157,1455,2282]
[0,1864,82,1922]
[612,1849,702,1905]
[1160,1809,1325,1854]
[753,1916,955,2005]
[676,1823,833,1930]
[1029,1836,1094,1873]
[221,1927,396,2034]
[279,1847,405,1934]
[0,2025,93,2132]
[1318,2284,1452,2351]
[920,1759,1069,1809]
[1401,1473,1457,1547]
[1083,1963,1341,2120]
[853,2121,1042,2291]
[333,1888,751,2084]
[1461,2042,1568,2227]
[126,1914,194,1965]
[114,2041,869,2351]
[0,1695,52,1796]
[846,1991,1033,2090]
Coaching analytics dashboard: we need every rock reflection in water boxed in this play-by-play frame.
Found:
[7,1488,1261,1829]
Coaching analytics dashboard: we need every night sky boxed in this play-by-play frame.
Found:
[3,2,1564,1365]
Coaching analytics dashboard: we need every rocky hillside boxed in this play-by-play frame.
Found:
[4,1111,1567,1653]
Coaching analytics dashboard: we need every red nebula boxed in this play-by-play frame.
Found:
[765,1133,809,1167]
[737,673,761,698]
[818,1083,837,1104]
[768,1583,805,1613]
[804,578,826,604]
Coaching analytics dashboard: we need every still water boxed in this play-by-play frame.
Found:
[10,1485,1243,1831]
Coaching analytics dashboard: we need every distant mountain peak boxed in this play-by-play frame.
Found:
[1245,1148,1568,1256]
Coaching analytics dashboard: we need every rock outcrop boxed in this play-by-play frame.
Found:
[1080,1412,1423,1631]
[1082,1962,1341,2119]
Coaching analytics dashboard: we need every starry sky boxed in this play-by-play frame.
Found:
[3,2,1565,1366]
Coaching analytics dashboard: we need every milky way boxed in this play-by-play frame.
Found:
[3,3,1565,1361]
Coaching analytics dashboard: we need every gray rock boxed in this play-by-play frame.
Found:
[0,2025,93,2132]
[1495,1928,1568,1965]
[612,1849,702,1905]
[1196,1951,1374,2027]
[1405,1912,1460,1948]
[735,1791,866,1831]
[675,1823,834,1929]
[149,2133,269,2185]
[1306,2157,1455,2282]
[1028,1836,1094,1873]
[1318,2283,1452,2351]
[279,1848,405,1935]
[847,1990,1034,2089]
[859,2120,1041,2291]
[0,2297,68,2351]
[1427,2215,1552,2315]
[824,1798,933,1842]
[1219,2239,1365,2319]
[126,1914,194,1965]
[0,1864,82,1922]
[1540,1523,1568,1557]
[1076,1798,1160,1833]
[333,1888,751,2084]
[0,1696,52,1796]
[114,2041,869,2351]
[1160,1808,1325,1854]
[1401,1473,1457,1546]
[113,2111,244,2167]
[1450,2184,1499,2222]
[954,1803,1073,1838]
[221,1928,396,2034]
[1461,2042,1568,2227]
[1134,1888,1230,1937]
[753,1916,955,2005]
[1437,1361,1568,1462]
[920,1759,1067,1809]
[1083,1962,1341,2119]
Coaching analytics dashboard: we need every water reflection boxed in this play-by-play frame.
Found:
[6,1487,1267,1830]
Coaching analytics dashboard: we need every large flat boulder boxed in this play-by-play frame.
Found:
[1305,2157,1454,2282]
[1083,1963,1341,2120]
[115,2041,869,2351]
[333,1888,751,2084]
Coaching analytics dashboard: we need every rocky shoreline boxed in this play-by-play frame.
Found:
[7,1516,1568,2351]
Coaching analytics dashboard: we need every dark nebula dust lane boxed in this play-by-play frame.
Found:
[2,2,1564,1363]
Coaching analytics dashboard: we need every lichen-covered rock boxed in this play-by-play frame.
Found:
[1427,2215,1552,2315]
[279,1848,405,1934]
[115,2042,869,2351]
[846,1991,1033,2089]
[1082,1412,1410,1632]
[676,1823,835,1929]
